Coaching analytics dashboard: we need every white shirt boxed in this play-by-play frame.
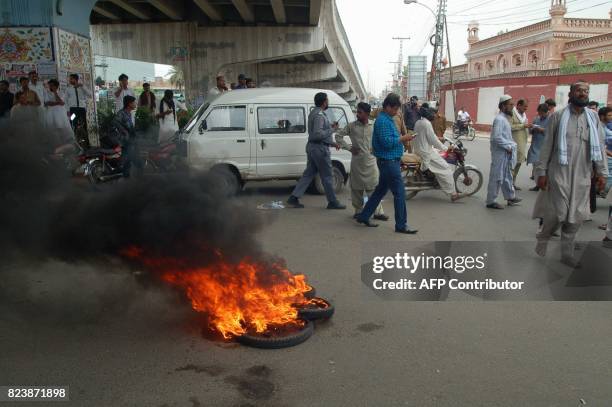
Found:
[65,85,90,109]
[207,86,227,101]
[457,110,470,121]
[30,81,46,105]
[114,87,135,112]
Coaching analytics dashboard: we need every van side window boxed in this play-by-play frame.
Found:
[257,107,306,134]
[309,106,348,128]
[204,106,246,131]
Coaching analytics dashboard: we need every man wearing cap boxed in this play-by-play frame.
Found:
[535,81,608,267]
[485,95,522,209]
[235,74,248,90]
[286,92,346,210]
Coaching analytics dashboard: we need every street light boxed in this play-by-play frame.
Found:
[404,0,437,19]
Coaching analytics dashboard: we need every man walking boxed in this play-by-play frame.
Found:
[510,99,532,189]
[486,95,522,209]
[535,81,608,267]
[335,102,387,220]
[286,92,346,209]
[356,93,417,234]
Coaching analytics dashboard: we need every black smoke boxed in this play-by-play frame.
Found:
[0,128,268,324]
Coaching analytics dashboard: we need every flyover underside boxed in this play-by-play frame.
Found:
[90,1,366,103]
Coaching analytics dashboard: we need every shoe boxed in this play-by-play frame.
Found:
[395,228,418,234]
[327,201,346,210]
[373,214,389,221]
[356,218,378,227]
[450,194,465,202]
[561,256,581,269]
[603,238,612,249]
[529,176,534,180]
[514,185,522,191]
[529,186,540,191]
[598,224,607,231]
[286,195,304,208]
[486,203,504,210]
[353,213,360,219]
[507,198,522,206]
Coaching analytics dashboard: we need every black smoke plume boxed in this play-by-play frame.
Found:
[0,128,270,323]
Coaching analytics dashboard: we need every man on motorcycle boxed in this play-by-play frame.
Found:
[456,107,470,131]
[413,107,463,202]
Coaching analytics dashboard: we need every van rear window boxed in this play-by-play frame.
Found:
[257,107,306,134]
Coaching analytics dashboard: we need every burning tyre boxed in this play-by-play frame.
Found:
[236,319,314,349]
[304,285,316,299]
[297,297,335,321]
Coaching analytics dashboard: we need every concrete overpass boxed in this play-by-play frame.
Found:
[89,0,366,104]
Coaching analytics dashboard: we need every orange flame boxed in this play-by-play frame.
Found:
[122,247,310,339]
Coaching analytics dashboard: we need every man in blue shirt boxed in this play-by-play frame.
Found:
[356,93,417,234]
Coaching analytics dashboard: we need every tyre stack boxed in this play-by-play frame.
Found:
[236,287,335,349]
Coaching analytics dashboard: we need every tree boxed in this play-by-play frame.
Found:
[95,76,105,87]
[168,66,184,92]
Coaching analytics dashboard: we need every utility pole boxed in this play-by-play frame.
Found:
[392,36,410,102]
[427,0,447,102]
[444,14,456,118]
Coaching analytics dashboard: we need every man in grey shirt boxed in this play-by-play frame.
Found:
[287,92,346,209]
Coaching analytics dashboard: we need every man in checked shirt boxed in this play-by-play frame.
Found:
[356,93,418,234]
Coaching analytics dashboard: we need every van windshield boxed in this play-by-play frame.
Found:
[183,102,210,133]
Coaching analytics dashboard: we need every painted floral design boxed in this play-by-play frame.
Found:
[0,28,52,63]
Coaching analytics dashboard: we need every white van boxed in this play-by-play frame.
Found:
[180,88,354,194]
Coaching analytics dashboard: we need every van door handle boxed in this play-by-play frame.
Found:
[260,139,266,149]
[236,139,246,143]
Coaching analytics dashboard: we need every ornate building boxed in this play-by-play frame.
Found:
[464,0,611,79]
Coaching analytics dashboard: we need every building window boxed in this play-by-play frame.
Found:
[257,107,306,134]
[512,54,522,67]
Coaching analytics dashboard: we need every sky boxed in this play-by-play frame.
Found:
[335,0,611,95]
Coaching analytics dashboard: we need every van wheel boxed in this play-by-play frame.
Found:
[313,165,345,195]
[211,165,242,196]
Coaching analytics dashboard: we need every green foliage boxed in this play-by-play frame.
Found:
[135,106,157,133]
[96,108,115,140]
[177,108,194,130]
[560,55,612,74]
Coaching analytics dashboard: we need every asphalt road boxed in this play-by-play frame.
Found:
[1,137,611,407]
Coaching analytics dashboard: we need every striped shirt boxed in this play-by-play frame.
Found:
[372,111,403,160]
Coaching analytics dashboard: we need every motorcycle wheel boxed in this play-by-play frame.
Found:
[454,167,483,196]
[467,127,476,141]
[88,160,104,184]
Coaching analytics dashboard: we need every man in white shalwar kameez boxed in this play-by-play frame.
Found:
[335,102,386,219]
[535,81,608,267]
[485,95,522,209]
[412,107,462,202]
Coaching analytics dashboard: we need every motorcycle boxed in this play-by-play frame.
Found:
[402,137,483,200]
[139,133,184,173]
[452,120,476,141]
[79,145,123,184]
